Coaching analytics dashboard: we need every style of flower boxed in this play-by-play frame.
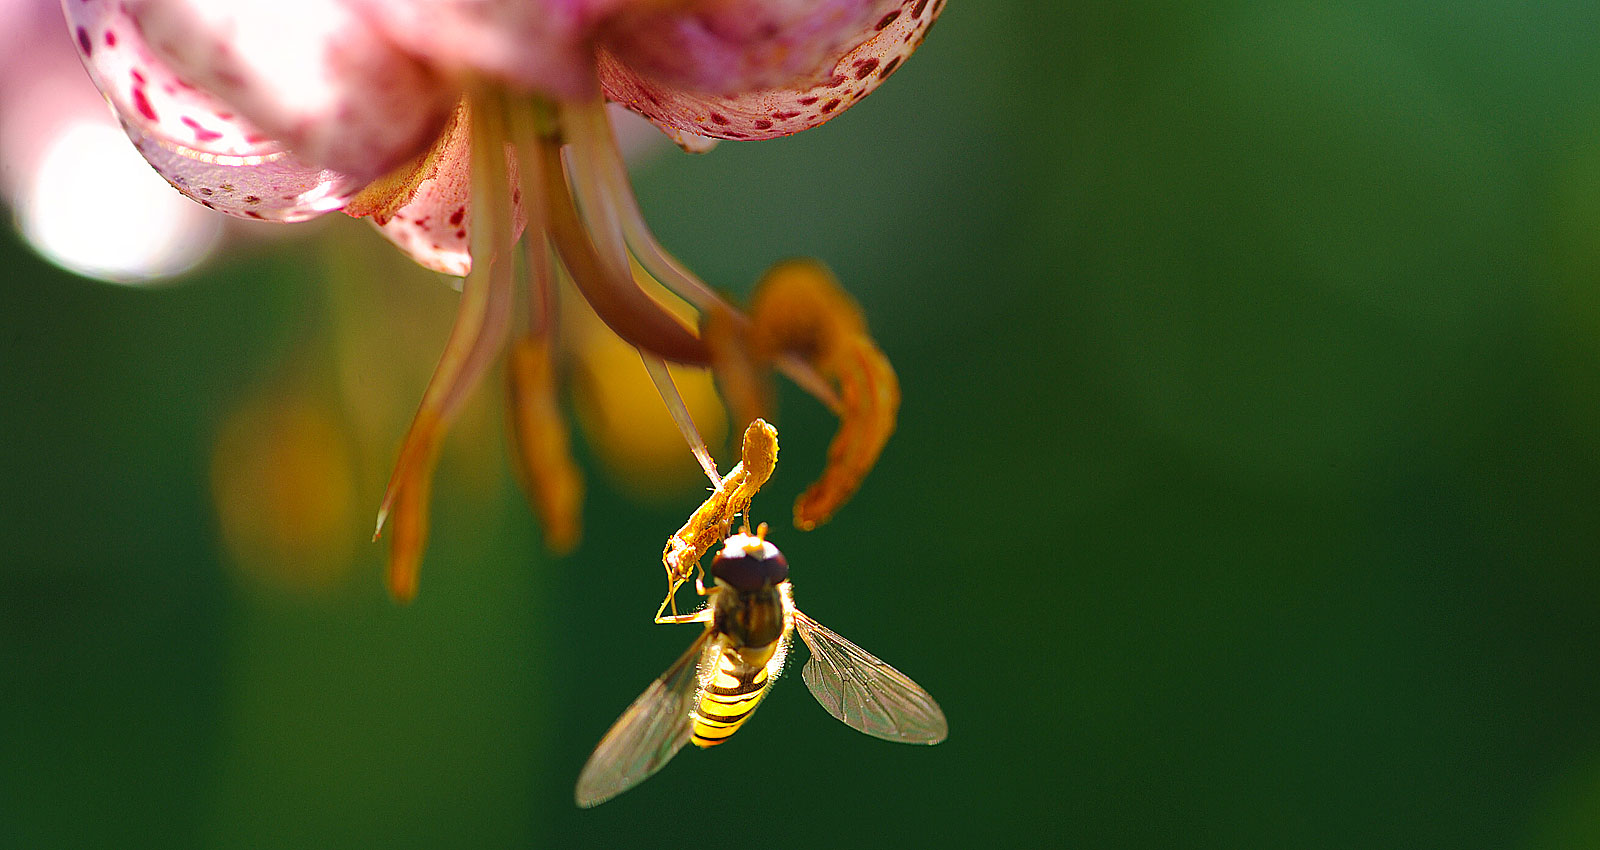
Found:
[63,0,944,599]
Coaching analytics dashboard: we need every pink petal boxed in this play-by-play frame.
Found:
[599,0,943,140]
[357,105,528,277]
[363,108,474,276]
[344,0,633,100]
[118,0,457,183]
[63,0,365,220]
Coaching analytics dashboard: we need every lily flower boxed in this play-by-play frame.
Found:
[63,0,944,599]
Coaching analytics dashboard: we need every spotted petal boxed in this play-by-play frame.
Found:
[349,103,475,276]
[113,0,457,184]
[599,0,944,141]
[63,0,366,220]
[347,102,532,278]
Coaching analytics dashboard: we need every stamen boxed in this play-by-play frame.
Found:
[560,97,718,484]
[587,118,725,314]
[662,419,779,592]
[374,91,517,596]
[639,352,721,486]
[747,260,900,531]
[583,106,843,413]
[505,101,583,553]
[538,131,709,365]
[507,336,584,554]
[510,104,556,340]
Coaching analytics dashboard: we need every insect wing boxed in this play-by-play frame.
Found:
[575,630,715,807]
[792,610,948,744]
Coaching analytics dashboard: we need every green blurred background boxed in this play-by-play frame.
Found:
[7,2,1600,847]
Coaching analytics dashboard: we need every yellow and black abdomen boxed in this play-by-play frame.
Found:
[691,645,776,748]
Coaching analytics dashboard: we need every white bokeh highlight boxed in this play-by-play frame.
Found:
[17,119,222,283]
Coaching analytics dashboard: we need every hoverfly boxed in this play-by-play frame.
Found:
[575,527,948,807]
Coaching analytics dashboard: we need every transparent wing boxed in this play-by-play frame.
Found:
[793,610,948,745]
[574,630,716,808]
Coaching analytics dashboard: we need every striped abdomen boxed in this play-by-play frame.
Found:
[691,645,776,748]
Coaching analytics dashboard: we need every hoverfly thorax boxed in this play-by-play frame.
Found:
[709,532,791,651]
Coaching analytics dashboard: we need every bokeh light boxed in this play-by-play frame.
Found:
[16,118,222,283]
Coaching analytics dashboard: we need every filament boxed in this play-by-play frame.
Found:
[374,91,517,537]
[561,96,720,485]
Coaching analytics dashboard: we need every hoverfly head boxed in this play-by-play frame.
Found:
[711,527,789,592]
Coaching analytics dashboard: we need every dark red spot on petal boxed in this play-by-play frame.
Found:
[798,96,819,106]
[754,119,773,130]
[879,56,902,79]
[912,0,930,16]
[130,69,145,85]
[104,29,117,47]
[820,99,841,113]
[131,88,157,122]
[853,59,880,79]
[876,10,901,29]
[449,206,465,226]
[244,210,265,219]
[181,116,222,143]
[76,27,92,56]
[710,112,730,125]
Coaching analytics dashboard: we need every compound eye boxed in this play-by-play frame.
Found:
[710,534,789,591]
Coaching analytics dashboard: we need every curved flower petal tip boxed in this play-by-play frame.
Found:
[99,0,456,184]
[600,0,945,141]
[64,0,367,219]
